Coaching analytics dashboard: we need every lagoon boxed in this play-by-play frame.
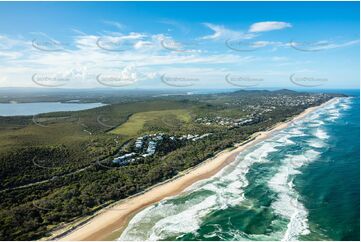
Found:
[0,102,105,116]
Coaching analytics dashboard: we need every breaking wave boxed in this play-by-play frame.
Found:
[119,97,351,241]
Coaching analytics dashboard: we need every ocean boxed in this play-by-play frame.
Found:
[119,93,360,241]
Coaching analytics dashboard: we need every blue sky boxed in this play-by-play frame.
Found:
[0,1,359,90]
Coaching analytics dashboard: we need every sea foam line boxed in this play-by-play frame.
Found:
[120,98,344,240]
[119,141,280,240]
[265,98,344,240]
[268,149,320,241]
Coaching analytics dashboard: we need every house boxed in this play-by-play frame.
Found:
[112,152,136,164]
[146,141,157,155]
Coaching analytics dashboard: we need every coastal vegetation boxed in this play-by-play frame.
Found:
[0,89,341,240]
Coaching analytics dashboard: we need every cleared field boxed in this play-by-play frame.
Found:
[110,109,192,137]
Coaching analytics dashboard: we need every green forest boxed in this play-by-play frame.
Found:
[0,89,341,240]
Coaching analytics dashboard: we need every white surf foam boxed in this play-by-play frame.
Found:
[275,135,295,145]
[119,194,220,241]
[322,97,352,122]
[268,149,320,241]
[147,195,218,240]
[313,128,329,140]
[307,119,325,128]
[120,97,344,241]
[287,127,306,137]
[307,138,325,148]
[119,141,280,240]
[339,97,352,110]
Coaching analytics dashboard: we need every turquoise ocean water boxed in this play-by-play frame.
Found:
[119,93,360,241]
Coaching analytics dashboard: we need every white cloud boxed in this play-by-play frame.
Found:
[0,50,23,59]
[290,39,359,51]
[0,35,27,49]
[0,32,258,88]
[249,21,292,33]
[201,23,255,40]
[74,35,99,50]
[102,20,124,30]
[0,23,358,89]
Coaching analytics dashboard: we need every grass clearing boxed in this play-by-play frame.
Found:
[109,109,191,137]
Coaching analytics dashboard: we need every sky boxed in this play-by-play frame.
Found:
[0,1,359,90]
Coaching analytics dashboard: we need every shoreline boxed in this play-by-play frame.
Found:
[57,98,337,241]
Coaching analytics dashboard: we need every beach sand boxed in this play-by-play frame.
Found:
[57,98,336,241]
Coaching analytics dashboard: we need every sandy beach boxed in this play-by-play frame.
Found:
[57,98,336,241]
